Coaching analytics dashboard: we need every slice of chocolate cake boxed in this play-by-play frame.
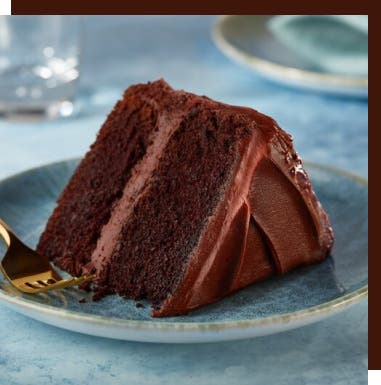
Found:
[37,80,334,317]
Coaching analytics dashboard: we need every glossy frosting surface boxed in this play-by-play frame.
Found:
[154,105,333,316]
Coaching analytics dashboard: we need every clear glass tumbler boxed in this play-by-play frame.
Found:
[0,16,82,119]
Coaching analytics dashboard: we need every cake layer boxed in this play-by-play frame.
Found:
[37,85,160,275]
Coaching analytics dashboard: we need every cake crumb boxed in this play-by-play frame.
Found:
[136,302,144,308]
[79,298,87,303]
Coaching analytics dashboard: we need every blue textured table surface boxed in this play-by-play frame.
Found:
[0,16,368,384]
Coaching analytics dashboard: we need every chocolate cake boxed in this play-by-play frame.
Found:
[37,80,334,317]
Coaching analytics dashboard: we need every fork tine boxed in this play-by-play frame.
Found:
[28,281,45,288]
[43,275,95,291]
[20,282,41,293]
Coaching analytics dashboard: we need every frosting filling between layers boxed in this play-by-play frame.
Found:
[82,110,186,280]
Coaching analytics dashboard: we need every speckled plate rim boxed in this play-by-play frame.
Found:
[0,160,368,342]
[213,16,368,89]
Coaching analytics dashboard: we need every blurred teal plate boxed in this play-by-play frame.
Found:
[213,16,368,97]
[0,160,368,343]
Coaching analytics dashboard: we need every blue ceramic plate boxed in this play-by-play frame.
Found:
[0,160,368,343]
[213,16,368,97]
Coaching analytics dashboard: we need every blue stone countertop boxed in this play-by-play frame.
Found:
[0,16,368,384]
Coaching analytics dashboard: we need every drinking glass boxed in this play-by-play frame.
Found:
[0,16,82,119]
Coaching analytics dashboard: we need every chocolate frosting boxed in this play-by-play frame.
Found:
[153,106,333,317]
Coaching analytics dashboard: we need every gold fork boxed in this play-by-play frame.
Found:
[0,218,94,294]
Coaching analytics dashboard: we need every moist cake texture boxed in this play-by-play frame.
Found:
[37,80,334,317]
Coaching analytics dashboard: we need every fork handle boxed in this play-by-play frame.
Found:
[0,219,13,247]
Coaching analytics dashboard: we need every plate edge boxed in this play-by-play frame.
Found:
[213,15,368,89]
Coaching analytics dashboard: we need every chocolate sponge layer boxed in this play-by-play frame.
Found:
[37,85,158,276]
